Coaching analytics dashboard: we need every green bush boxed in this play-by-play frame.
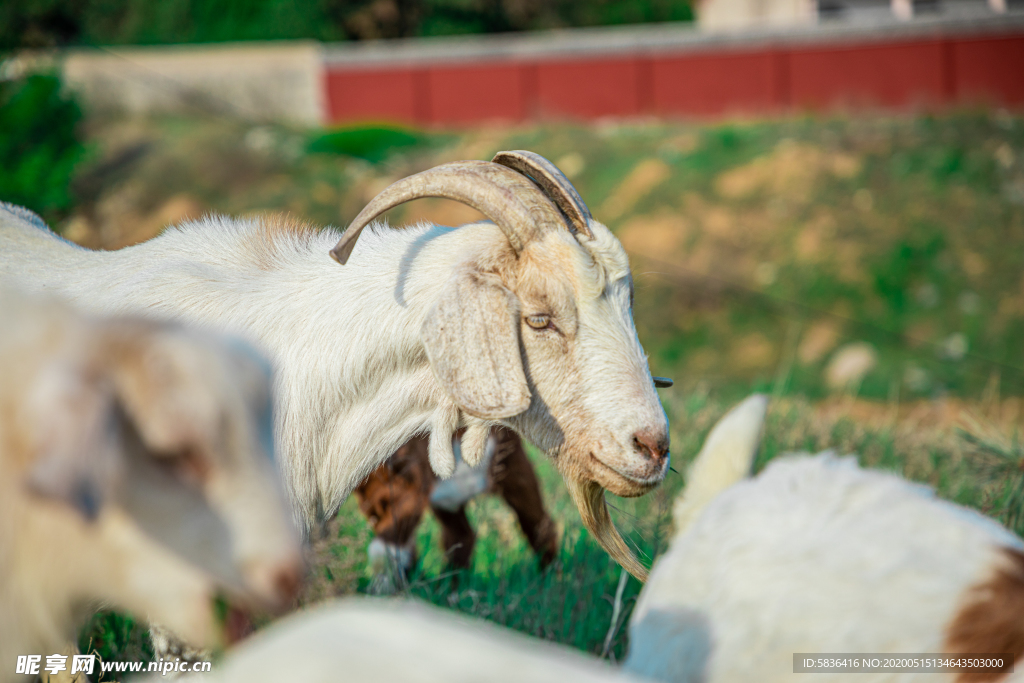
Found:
[1,0,692,50]
[308,125,425,163]
[0,74,84,220]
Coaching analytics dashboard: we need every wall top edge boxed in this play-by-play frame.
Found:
[322,12,1024,67]
[6,13,1022,71]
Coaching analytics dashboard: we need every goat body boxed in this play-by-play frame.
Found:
[626,396,1024,683]
[1,164,668,580]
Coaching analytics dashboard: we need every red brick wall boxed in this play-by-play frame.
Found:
[324,30,1024,126]
[952,33,1024,105]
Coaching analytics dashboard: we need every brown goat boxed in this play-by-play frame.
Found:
[354,428,558,583]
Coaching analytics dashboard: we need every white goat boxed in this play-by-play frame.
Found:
[0,151,671,579]
[624,395,1024,683]
[0,287,302,680]
[157,597,641,683]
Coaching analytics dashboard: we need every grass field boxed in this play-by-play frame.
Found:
[49,109,1024,678]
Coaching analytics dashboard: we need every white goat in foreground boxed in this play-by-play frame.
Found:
[158,598,642,683]
[0,151,670,579]
[625,395,1024,683]
[0,287,301,681]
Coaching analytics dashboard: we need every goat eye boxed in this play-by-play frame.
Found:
[525,314,551,329]
[158,445,210,487]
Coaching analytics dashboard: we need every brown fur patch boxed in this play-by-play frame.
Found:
[354,429,558,568]
[945,546,1024,682]
[244,212,321,271]
[354,435,434,545]
[488,428,559,566]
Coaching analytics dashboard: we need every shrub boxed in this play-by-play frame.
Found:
[307,125,425,163]
[0,73,84,220]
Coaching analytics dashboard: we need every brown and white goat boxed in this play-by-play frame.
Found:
[354,428,558,587]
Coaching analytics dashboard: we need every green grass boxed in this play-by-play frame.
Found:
[78,612,153,681]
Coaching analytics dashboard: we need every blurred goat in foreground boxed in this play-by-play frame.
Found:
[0,286,302,682]
[627,394,1024,683]
[167,598,639,683]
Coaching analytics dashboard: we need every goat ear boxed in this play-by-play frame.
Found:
[109,332,214,459]
[422,268,531,419]
[25,366,123,520]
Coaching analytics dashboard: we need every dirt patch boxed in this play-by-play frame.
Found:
[808,396,1022,437]
[730,332,776,371]
[600,158,671,219]
[834,240,867,285]
[794,210,838,263]
[64,192,206,249]
[825,342,878,390]
[714,140,862,203]
[686,347,722,373]
[961,250,989,278]
[402,198,487,227]
[555,152,586,179]
[618,212,690,256]
[798,320,842,365]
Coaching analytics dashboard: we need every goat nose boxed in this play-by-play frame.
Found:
[271,559,303,607]
[632,430,669,465]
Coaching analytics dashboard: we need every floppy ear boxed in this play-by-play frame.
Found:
[100,329,221,491]
[422,267,531,419]
[25,364,124,520]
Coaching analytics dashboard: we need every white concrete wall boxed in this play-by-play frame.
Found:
[697,0,817,31]
[62,42,324,126]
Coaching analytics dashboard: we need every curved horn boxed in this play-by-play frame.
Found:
[492,150,595,240]
[330,160,568,265]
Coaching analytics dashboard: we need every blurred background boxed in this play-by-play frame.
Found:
[2,0,1023,675]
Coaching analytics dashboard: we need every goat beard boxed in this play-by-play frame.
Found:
[562,474,649,582]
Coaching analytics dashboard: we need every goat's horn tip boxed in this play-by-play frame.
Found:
[329,244,352,265]
[653,376,674,388]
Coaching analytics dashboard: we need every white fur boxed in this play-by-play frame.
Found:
[0,205,667,535]
[627,396,1024,683]
[430,430,494,512]
[671,394,767,533]
[162,598,639,683]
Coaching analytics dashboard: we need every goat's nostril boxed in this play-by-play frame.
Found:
[273,562,303,605]
[633,431,669,464]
